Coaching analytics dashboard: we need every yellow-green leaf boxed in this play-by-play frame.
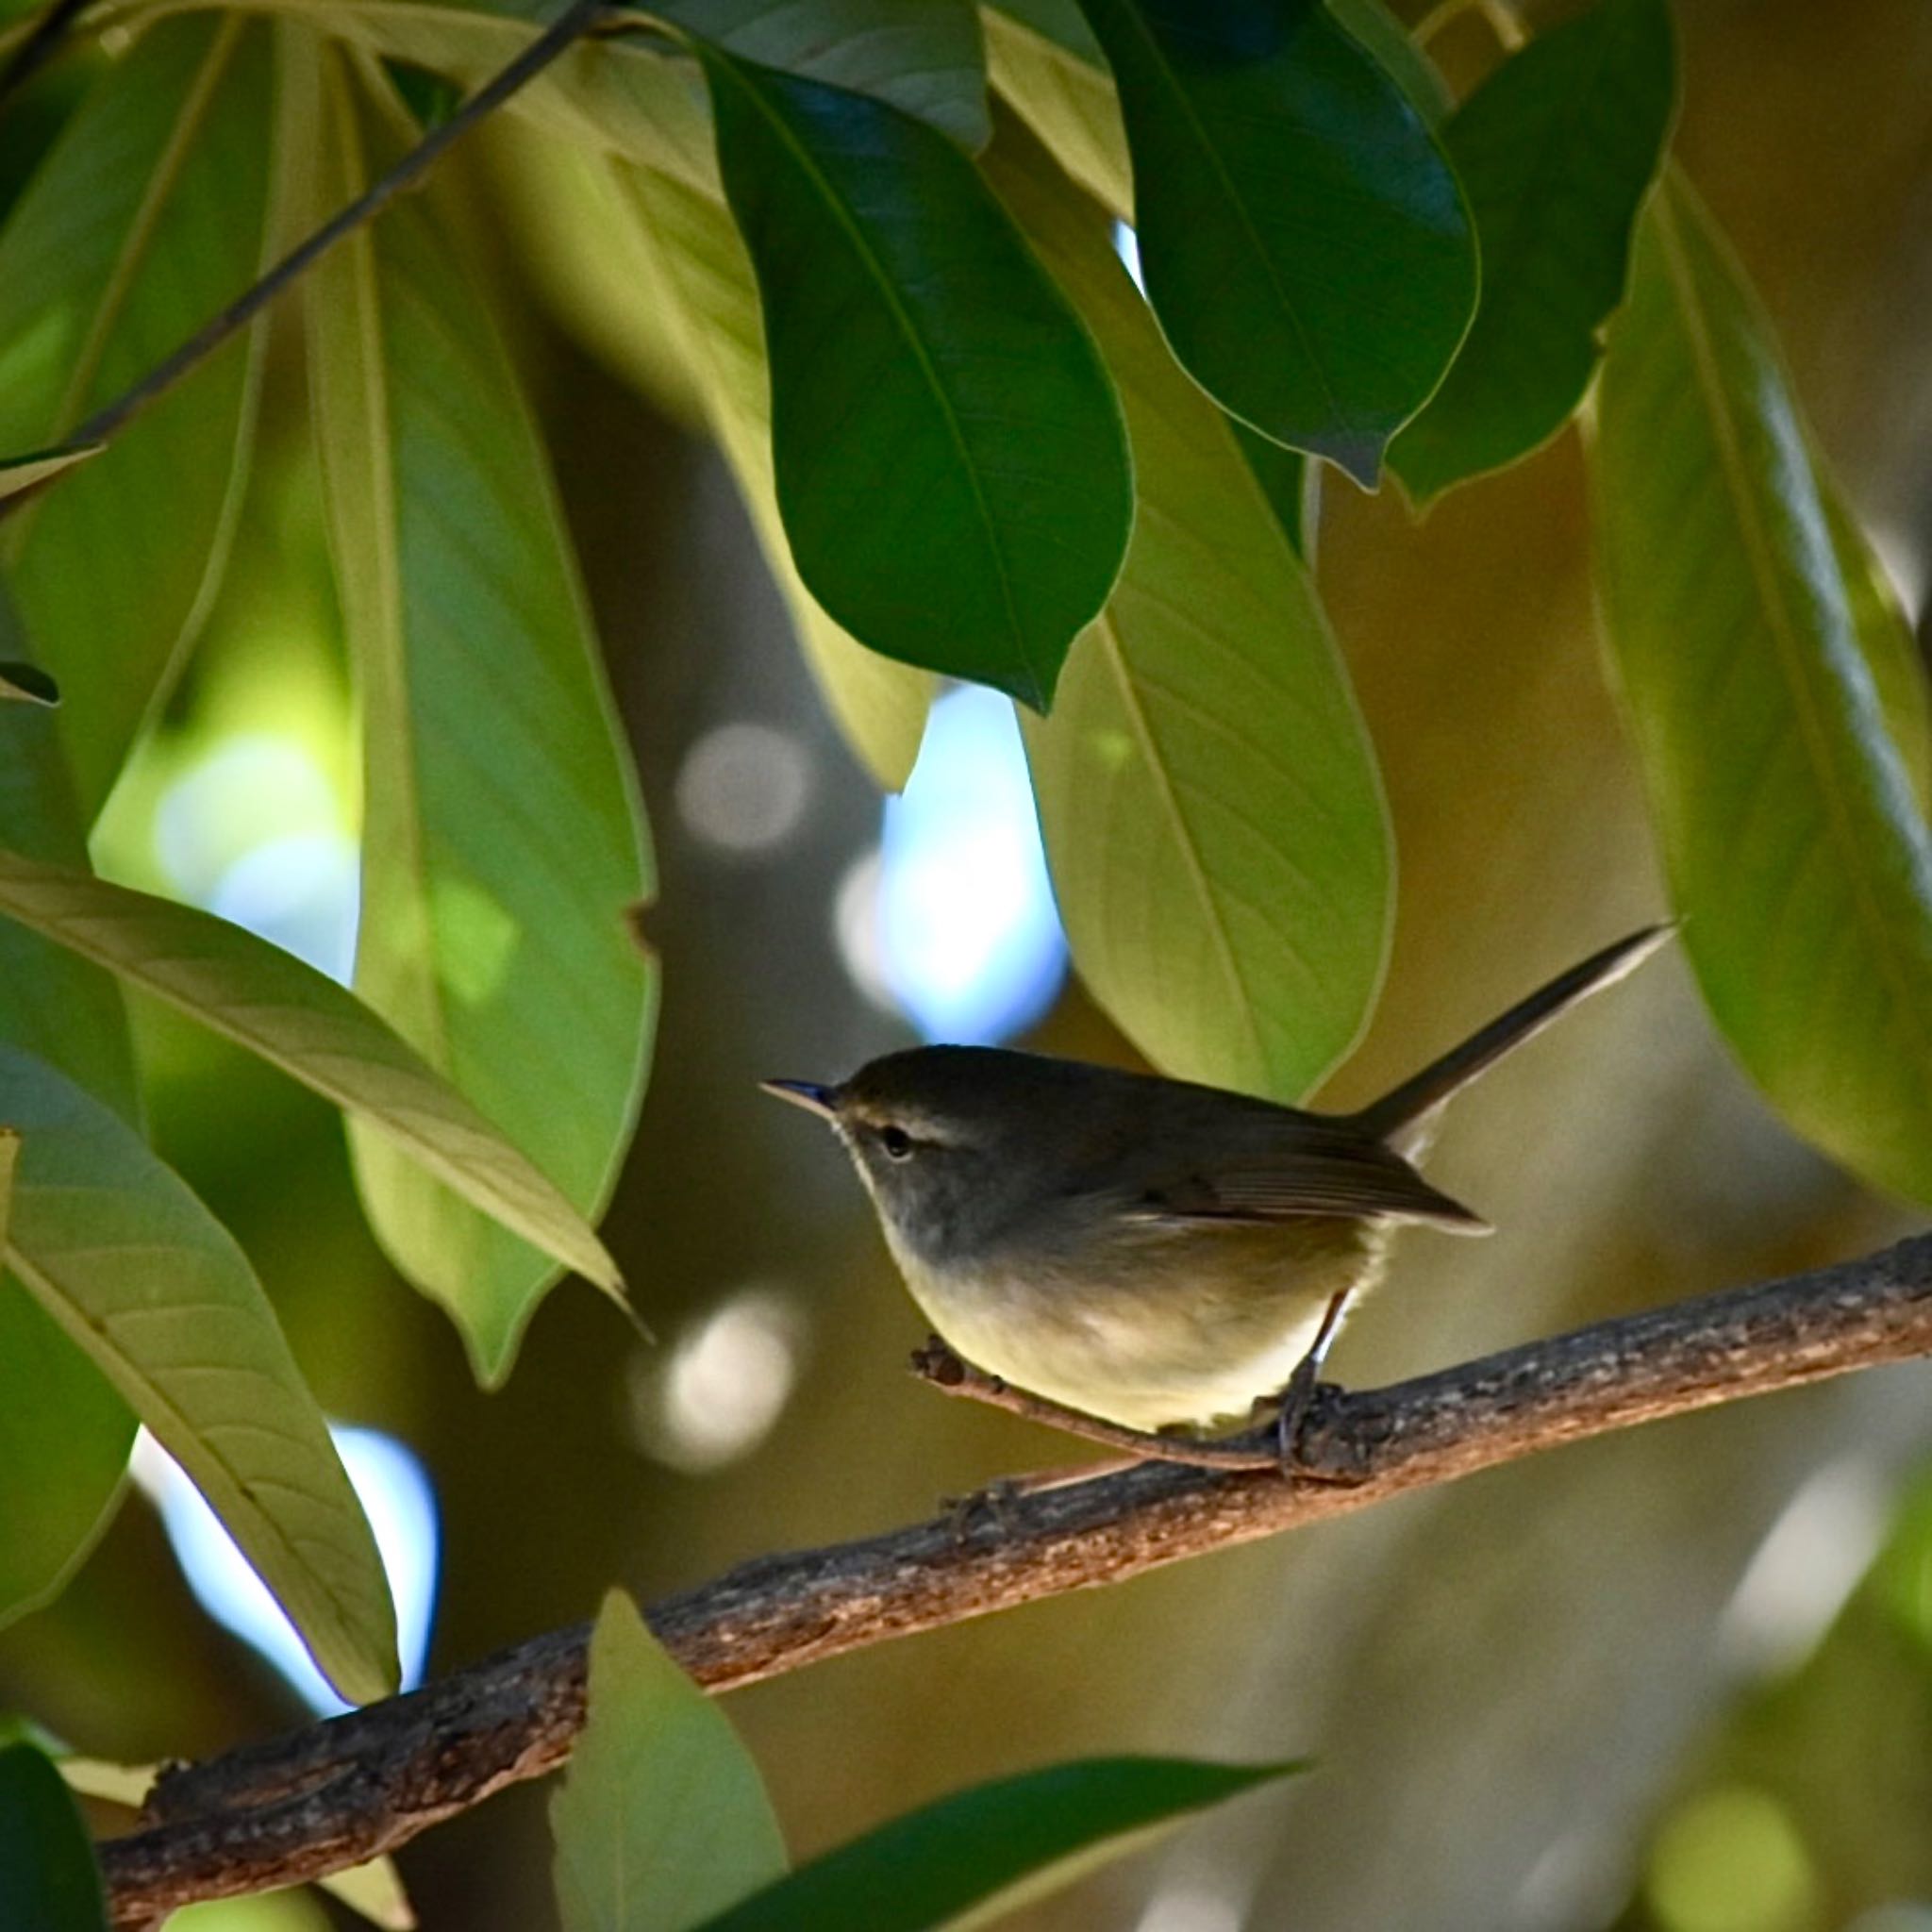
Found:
[552,1591,789,1932]
[295,42,654,1381]
[991,114,1391,1097]
[0,1044,397,1704]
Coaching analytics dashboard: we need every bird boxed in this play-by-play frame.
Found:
[763,925,1670,1445]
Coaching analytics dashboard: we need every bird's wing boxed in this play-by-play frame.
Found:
[1124,1131,1490,1233]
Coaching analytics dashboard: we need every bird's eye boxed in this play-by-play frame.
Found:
[880,1125,914,1160]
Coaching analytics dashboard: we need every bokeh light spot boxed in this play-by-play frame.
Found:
[676,720,813,855]
[1646,1786,1818,1932]
[628,1285,806,1474]
[854,684,1068,1044]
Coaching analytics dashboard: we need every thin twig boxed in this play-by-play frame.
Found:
[0,0,610,527]
[0,0,89,110]
[909,1334,1283,1471]
[93,1233,1932,1926]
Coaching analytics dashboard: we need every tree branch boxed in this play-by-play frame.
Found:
[97,1233,1932,1926]
[0,0,610,529]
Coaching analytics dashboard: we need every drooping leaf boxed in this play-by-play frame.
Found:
[698,42,1133,710]
[0,595,138,1630]
[0,845,626,1295]
[294,42,654,1382]
[1326,0,1449,125]
[657,0,990,148]
[0,1044,397,1703]
[1391,0,1677,507]
[1070,0,1475,485]
[552,1591,789,1932]
[0,443,99,503]
[0,1743,108,1932]
[613,157,934,786]
[1592,175,1932,1206]
[696,1755,1303,1931]
[0,15,273,814]
[991,112,1392,1097]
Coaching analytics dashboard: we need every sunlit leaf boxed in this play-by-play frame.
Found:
[0,595,138,1630]
[1592,175,1932,1206]
[984,7,1129,213]
[0,15,272,814]
[321,1857,417,1929]
[613,158,934,787]
[1391,0,1676,506]
[552,1591,788,1932]
[0,1044,397,1703]
[0,845,626,1295]
[1071,0,1474,485]
[696,1755,1302,1930]
[698,42,1133,709]
[991,113,1391,1097]
[294,42,654,1382]
[0,1742,107,1932]
[0,442,99,503]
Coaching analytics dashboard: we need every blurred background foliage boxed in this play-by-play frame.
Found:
[0,0,1929,1926]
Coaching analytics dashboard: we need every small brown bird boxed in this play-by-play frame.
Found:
[765,926,1669,1438]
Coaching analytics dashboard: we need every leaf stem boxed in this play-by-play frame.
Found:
[0,0,610,526]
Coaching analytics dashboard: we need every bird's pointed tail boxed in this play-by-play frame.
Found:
[1347,924,1674,1145]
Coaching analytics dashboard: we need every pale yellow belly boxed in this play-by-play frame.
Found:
[896,1219,1390,1432]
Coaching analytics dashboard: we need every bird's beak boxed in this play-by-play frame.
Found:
[758,1077,839,1121]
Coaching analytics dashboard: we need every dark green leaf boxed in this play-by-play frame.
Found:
[697,1756,1302,1930]
[294,44,654,1381]
[1232,422,1309,560]
[991,113,1392,1097]
[1073,0,1475,485]
[0,1743,107,1932]
[552,1591,788,1932]
[0,17,272,814]
[1391,0,1676,506]
[0,1044,397,1703]
[699,42,1133,709]
[613,158,934,786]
[1592,175,1932,1206]
[658,0,990,148]
[1327,0,1449,126]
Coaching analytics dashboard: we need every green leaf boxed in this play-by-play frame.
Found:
[0,443,99,503]
[1391,0,1677,507]
[0,1044,397,1703]
[0,16,273,815]
[295,44,654,1382]
[0,845,627,1296]
[1070,0,1475,485]
[991,112,1392,1097]
[0,1743,108,1932]
[612,157,934,787]
[552,1591,789,1932]
[1326,0,1449,126]
[657,0,991,148]
[320,1857,416,1929]
[698,42,1134,710]
[984,7,1131,214]
[1592,175,1932,1207]
[0,595,139,1631]
[696,1756,1302,1931]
